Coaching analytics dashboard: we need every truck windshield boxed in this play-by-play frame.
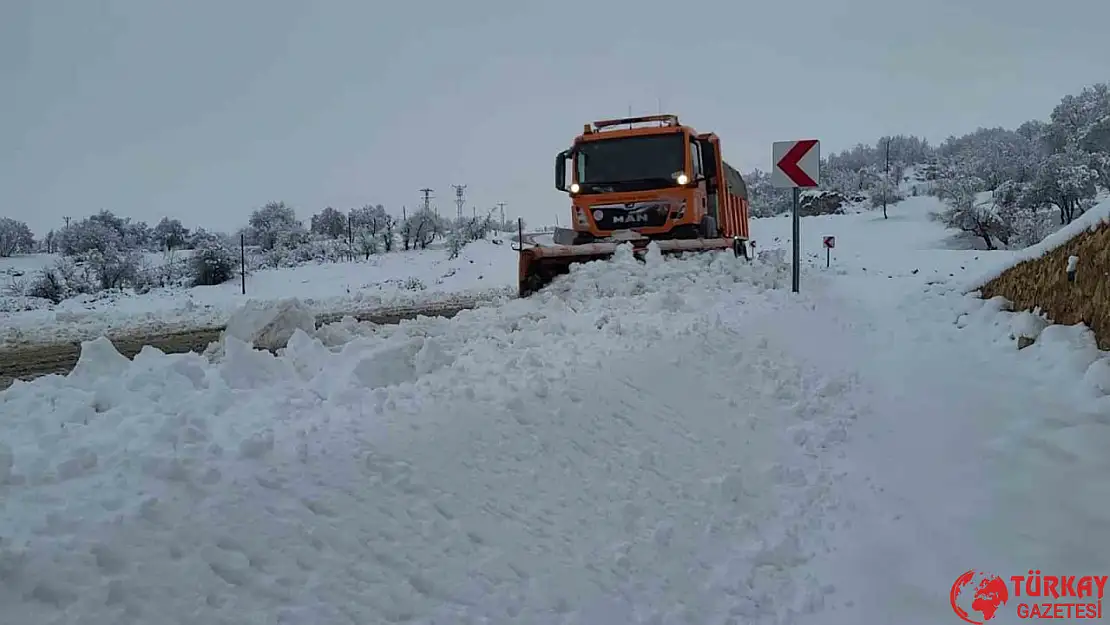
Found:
[575,133,686,193]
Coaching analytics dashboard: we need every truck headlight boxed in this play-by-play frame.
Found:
[570,183,580,193]
[676,174,689,185]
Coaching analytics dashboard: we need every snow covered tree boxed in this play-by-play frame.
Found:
[933,173,1010,249]
[380,213,396,252]
[23,257,94,303]
[355,229,379,259]
[1028,147,1099,224]
[821,165,867,196]
[0,218,35,257]
[870,174,903,217]
[401,208,443,250]
[826,142,879,173]
[936,127,1044,189]
[463,213,496,241]
[446,228,466,260]
[823,135,931,186]
[153,217,190,250]
[349,204,389,238]
[88,210,128,240]
[993,181,1057,248]
[310,207,348,239]
[189,232,239,286]
[445,213,497,258]
[248,201,305,250]
[84,245,143,290]
[123,220,152,250]
[1045,82,1110,155]
[58,218,122,256]
[346,204,396,256]
[1090,151,1110,191]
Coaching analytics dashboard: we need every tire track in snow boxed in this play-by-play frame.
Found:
[390,323,864,623]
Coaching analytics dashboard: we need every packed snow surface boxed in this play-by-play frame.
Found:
[1,196,1108,624]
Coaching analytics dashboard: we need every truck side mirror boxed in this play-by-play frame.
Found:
[555,150,569,192]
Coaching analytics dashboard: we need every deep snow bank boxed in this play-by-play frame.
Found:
[0,246,864,624]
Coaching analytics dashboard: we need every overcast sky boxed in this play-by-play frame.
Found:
[3,0,1108,235]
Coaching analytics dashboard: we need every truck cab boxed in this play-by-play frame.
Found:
[554,114,748,245]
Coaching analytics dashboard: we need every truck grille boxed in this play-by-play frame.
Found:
[589,201,671,230]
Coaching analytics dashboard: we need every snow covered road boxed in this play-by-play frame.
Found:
[795,283,1110,625]
[1,212,1108,624]
[0,249,865,624]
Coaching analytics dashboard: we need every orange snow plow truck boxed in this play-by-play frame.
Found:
[518,114,750,297]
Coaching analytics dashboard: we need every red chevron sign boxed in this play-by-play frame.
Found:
[772,139,820,188]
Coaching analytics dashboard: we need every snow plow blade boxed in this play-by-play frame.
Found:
[518,237,747,297]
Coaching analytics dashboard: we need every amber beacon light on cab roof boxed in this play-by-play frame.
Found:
[517,114,751,297]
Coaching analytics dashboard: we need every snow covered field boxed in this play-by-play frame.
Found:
[1,196,1109,624]
[0,240,518,349]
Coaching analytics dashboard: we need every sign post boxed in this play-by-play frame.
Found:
[823,236,835,268]
[772,139,821,293]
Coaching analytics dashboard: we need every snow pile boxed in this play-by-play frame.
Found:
[221,298,317,351]
[0,247,865,624]
[876,275,1110,411]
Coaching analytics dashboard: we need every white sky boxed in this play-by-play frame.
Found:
[3,0,1109,234]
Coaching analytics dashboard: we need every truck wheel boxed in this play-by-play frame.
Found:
[732,237,749,260]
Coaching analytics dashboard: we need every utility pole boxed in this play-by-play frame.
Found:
[883,138,891,219]
[63,216,71,229]
[419,188,435,217]
[452,184,466,221]
[497,202,506,228]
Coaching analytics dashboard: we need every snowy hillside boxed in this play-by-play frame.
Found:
[1,193,1108,624]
